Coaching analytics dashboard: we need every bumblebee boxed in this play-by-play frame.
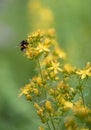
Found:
[20,40,29,52]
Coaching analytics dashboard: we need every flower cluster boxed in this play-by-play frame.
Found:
[19,29,91,130]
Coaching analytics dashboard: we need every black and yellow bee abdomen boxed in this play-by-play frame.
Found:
[20,40,29,52]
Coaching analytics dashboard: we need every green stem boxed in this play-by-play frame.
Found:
[37,58,47,98]
[78,79,85,108]
[80,89,85,108]
[51,119,56,130]
[37,59,44,81]
[47,122,51,130]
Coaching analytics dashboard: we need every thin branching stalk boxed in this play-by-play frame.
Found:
[47,122,51,130]
[37,58,47,98]
[51,119,56,130]
[80,89,85,108]
[78,79,85,108]
[37,58,44,82]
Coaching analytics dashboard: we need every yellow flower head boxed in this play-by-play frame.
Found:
[19,84,31,97]
[37,108,44,116]
[33,88,39,96]
[26,94,32,101]
[73,100,90,118]
[39,126,44,130]
[76,62,91,79]
[34,103,40,110]
[33,76,42,86]
[63,101,73,111]
[44,38,51,45]
[45,100,53,111]
[64,64,75,74]
[65,116,77,130]
[36,43,50,53]
[48,60,62,74]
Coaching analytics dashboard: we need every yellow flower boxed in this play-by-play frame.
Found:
[33,76,42,86]
[37,108,44,117]
[44,38,51,45]
[19,84,31,96]
[73,100,90,118]
[31,30,42,37]
[36,43,50,53]
[34,103,40,110]
[33,88,39,96]
[65,117,77,130]
[42,55,53,67]
[28,30,44,40]
[76,62,91,79]
[64,64,75,74]
[48,60,62,74]
[50,89,55,95]
[25,47,34,59]
[45,100,53,111]
[26,94,32,101]
[63,101,73,111]
[39,126,44,130]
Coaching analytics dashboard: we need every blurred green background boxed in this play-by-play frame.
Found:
[0,0,91,130]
